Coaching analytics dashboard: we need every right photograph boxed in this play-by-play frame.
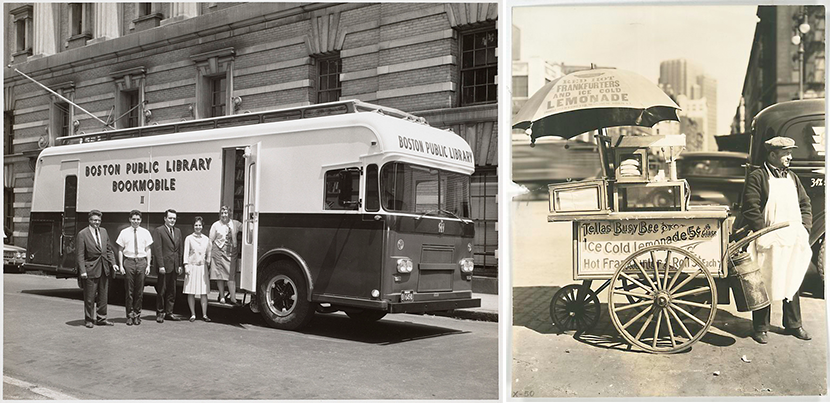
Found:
[510,3,826,398]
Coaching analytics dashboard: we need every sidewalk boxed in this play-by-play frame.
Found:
[431,292,499,322]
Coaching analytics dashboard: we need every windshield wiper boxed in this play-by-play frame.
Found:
[416,208,467,222]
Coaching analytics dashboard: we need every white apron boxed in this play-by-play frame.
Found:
[750,165,813,301]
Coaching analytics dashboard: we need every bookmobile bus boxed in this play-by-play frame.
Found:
[23,100,481,330]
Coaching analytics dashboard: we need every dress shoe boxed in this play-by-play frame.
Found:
[156,314,164,323]
[786,327,812,340]
[134,316,141,325]
[95,319,114,326]
[126,317,133,326]
[84,322,94,329]
[164,314,180,321]
[751,331,768,344]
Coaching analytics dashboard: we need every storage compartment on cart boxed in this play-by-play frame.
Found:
[548,179,610,216]
[615,181,688,212]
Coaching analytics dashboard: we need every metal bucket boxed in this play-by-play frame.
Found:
[728,252,770,312]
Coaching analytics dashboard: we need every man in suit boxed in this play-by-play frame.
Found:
[76,210,119,328]
[153,209,183,322]
[741,136,813,344]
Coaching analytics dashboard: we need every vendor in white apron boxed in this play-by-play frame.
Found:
[740,136,813,344]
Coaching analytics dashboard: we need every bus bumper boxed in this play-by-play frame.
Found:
[388,298,481,314]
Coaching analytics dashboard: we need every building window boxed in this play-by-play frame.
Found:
[513,75,528,98]
[52,101,71,142]
[138,3,153,16]
[191,48,234,119]
[120,91,140,128]
[471,167,497,276]
[316,55,342,104]
[10,5,33,55]
[4,112,13,156]
[460,27,497,106]
[69,4,86,36]
[210,77,227,117]
[4,186,12,241]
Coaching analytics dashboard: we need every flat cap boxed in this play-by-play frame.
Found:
[764,136,797,150]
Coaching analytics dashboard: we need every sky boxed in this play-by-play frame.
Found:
[512,4,760,135]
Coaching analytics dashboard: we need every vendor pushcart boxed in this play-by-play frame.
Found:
[513,68,785,353]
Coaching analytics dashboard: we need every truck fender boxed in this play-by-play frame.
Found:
[257,248,314,302]
[810,209,825,247]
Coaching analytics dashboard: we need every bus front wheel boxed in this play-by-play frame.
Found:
[257,260,313,330]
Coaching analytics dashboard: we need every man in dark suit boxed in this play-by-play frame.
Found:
[153,209,183,322]
[76,210,120,328]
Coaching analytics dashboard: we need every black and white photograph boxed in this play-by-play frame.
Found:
[3,3,499,399]
[510,3,826,398]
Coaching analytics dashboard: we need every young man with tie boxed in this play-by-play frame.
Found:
[152,209,184,322]
[76,210,119,328]
[116,210,154,326]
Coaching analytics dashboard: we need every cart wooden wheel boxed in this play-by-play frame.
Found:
[608,245,717,353]
[550,283,601,332]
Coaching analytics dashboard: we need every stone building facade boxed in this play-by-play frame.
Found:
[3,3,499,282]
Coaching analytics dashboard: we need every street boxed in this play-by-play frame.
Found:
[511,200,827,398]
[4,272,498,400]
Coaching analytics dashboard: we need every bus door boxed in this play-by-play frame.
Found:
[58,160,78,275]
[240,143,261,292]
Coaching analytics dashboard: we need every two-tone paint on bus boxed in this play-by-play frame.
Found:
[25,101,481,330]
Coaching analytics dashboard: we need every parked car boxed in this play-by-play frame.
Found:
[4,228,26,273]
[676,151,748,213]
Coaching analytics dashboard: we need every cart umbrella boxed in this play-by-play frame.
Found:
[512,68,681,145]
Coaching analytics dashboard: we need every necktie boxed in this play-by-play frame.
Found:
[95,229,101,249]
[134,228,138,257]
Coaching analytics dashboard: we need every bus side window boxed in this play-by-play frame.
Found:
[325,168,360,210]
[365,164,379,212]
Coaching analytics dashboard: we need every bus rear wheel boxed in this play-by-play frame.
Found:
[345,310,387,322]
[257,260,312,330]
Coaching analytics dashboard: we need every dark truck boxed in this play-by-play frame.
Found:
[742,99,825,280]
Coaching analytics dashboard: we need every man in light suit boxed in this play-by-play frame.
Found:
[153,209,183,322]
[76,210,119,328]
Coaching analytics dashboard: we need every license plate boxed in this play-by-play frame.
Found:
[401,291,414,302]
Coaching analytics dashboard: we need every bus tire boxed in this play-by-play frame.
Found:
[345,310,387,322]
[257,260,312,330]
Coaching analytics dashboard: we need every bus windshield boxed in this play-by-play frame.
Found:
[380,162,471,219]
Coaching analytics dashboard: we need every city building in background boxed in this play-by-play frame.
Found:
[733,4,825,134]
[659,58,718,150]
[2,2,499,287]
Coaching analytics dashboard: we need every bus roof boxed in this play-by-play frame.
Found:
[37,100,475,173]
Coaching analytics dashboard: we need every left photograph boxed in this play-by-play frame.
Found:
[3,3,498,399]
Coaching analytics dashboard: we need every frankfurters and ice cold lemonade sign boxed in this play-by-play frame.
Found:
[575,218,724,278]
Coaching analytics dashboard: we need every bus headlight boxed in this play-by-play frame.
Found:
[396,258,413,273]
[459,258,474,273]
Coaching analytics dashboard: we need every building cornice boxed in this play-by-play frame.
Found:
[4,3,348,79]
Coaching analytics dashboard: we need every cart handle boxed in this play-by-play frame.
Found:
[726,222,790,257]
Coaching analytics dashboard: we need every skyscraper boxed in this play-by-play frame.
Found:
[659,58,718,150]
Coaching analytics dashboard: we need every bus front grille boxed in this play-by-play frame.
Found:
[418,245,455,292]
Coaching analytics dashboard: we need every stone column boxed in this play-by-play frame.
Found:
[91,3,119,43]
[32,3,56,57]
[163,3,198,25]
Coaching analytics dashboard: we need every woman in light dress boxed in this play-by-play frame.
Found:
[209,206,241,304]
[183,216,212,322]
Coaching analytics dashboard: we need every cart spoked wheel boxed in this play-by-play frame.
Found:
[550,284,601,332]
[608,245,717,354]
